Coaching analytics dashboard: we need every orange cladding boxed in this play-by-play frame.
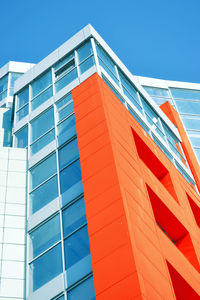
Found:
[72,73,200,299]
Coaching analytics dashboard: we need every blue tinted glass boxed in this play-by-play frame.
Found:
[55,60,75,79]
[62,198,86,238]
[54,52,74,72]
[58,102,74,122]
[151,96,173,106]
[30,153,57,190]
[14,126,28,148]
[175,100,200,114]
[55,68,78,93]
[59,138,79,170]
[0,90,7,101]
[189,136,200,147]
[99,59,119,86]
[143,86,170,97]
[77,40,93,63]
[119,70,139,103]
[30,129,55,155]
[170,88,200,100]
[31,70,52,98]
[79,56,95,75]
[182,116,200,131]
[57,114,76,137]
[16,87,29,110]
[64,226,92,286]
[29,214,60,260]
[60,160,82,195]
[31,108,54,142]
[30,175,58,214]
[96,43,116,76]
[16,104,29,121]
[56,93,72,109]
[29,243,62,292]
[0,74,8,93]
[10,72,22,87]
[31,86,53,111]
[68,277,96,300]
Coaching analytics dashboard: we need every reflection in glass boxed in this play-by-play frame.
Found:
[60,160,82,195]
[29,175,58,214]
[77,40,92,63]
[31,70,52,99]
[29,244,62,292]
[30,129,55,155]
[57,114,76,137]
[79,56,95,75]
[14,126,28,148]
[31,86,53,111]
[16,104,29,122]
[55,68,78,93]
[31,108,54,142]
[68,276,96,300]
[58,138,79,170]
[29,214,60,260]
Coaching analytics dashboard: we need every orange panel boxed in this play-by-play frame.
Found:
[73,73,200,299]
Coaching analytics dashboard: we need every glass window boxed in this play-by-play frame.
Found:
[10,72,22,87]
[55,59,75,79]
[143,86,170,98]
[30,153,57,190]
[99,59,119,86]
[77,40,93,63]
[31,70,52,99]
[29,243,62,293]
[96,43,116,76]
[68,276,95,300]
[170,88,200,100]
[31,86,53,111]
[16,87,29,110]
[151,96,173,107]
[56,93,72,110]
[60,160,82,195]
[16,104,29,122]
[54,52,74,72]
[14,126,28,148]
[29,175,58,214]
[58,138,79,170]
[57,114,76,137]
[58,102,74,122]
[29,214,60,260]
[64,226,92,286]
[79,56,95,75]
[102,76,125,105]
[189,136,200,147]
[55,68,78,93]
[30,129,55,155]
[0,74,8,93]
[181,116,200,131]
[62,197,86,238]
[175,100,200,114]
[31,108,54,142]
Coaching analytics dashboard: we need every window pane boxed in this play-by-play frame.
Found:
[175,100,200,114]
[58,102,74,122]
[16,104,29,122]
[189,136,200,147]
[10,72,22,87]
[181,116,200,131]
[99,59,119,86]
[56,93,72,110]
[58,138,79,170]
[14,126,28,148]
[54,52,74,72]
[68,277,95,300]
[64,226,92,286]
[62,198,86,238]
[77,40,93,63]
[143,86,170,98]
[55,68,78,93]
[31,70,52,99]
[57,114,76,137]
[0,74,8,93]
[79,56,95,75]
[30,129,55,155]
[29,175,58,214]
[31,108,54,142]
[60,160,82,195]
[16,87,29,110]
[55,59,75,79]
[96,43,116,76]
[29,244,62,293]
[29,214,60,260]
[170,88,200,100]
[31,86,53,111]
[30,153,57,190]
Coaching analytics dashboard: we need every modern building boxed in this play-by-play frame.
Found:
[0,25,200,299]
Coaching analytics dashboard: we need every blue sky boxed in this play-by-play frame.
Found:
[1,0,200,82]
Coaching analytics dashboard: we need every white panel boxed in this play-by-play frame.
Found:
[5,203,25,216]
[8,159,26,172]
[7,172,26,187]
[0,278,24,298]
[0,159,8,171]
[4,228,25,244]
[0,171,7,186]
[1,260,24,279]
[2,243,25,261]
[6,187,26,204]
[4,215,25,228]
[0,186,6,201]
[9,148,26,160]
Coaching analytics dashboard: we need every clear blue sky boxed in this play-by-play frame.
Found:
[1,0,200,83]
